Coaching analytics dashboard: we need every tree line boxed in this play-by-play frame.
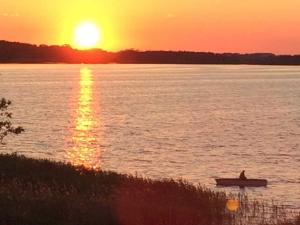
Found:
[1,40,300,65]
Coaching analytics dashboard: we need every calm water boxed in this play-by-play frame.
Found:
[1,64,299,208]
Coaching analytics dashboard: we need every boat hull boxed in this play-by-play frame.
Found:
[215,178,267,187]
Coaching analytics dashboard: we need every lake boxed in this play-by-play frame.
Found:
[1,64,299,208]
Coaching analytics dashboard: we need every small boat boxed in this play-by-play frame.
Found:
[215,178,267,187]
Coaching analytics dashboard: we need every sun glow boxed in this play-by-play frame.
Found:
[74,22,101,49]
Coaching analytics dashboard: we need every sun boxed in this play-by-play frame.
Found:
[74,22,101,49]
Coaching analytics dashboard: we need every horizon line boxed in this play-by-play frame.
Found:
[1,39,299,57]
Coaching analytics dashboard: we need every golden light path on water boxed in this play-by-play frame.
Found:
[67,67,101,169]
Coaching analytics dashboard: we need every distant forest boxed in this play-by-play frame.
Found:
[1,40,300,65]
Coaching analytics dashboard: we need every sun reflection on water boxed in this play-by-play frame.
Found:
[67,67,101,169]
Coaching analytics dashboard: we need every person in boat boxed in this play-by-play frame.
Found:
[239,170,247,180]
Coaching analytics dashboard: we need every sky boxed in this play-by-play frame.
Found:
[0,0,300,54]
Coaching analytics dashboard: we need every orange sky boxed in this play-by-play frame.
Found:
[1,0,300,54]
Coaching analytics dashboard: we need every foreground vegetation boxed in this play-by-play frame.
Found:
[0,154,299,225]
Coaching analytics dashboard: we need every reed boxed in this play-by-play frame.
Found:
[0,153,298,225]
[227,193,299,225]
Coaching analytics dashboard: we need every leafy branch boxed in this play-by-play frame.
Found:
[0,98,24,144]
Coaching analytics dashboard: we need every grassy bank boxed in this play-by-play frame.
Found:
[0,154,299,225]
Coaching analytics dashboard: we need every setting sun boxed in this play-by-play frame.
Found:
[74,22,101,49]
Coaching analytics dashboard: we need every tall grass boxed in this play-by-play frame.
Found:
[0,153,298,225]
[227,194,300,225]
[0,153,228,225]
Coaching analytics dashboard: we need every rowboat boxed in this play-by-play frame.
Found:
[215,178,267,187]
